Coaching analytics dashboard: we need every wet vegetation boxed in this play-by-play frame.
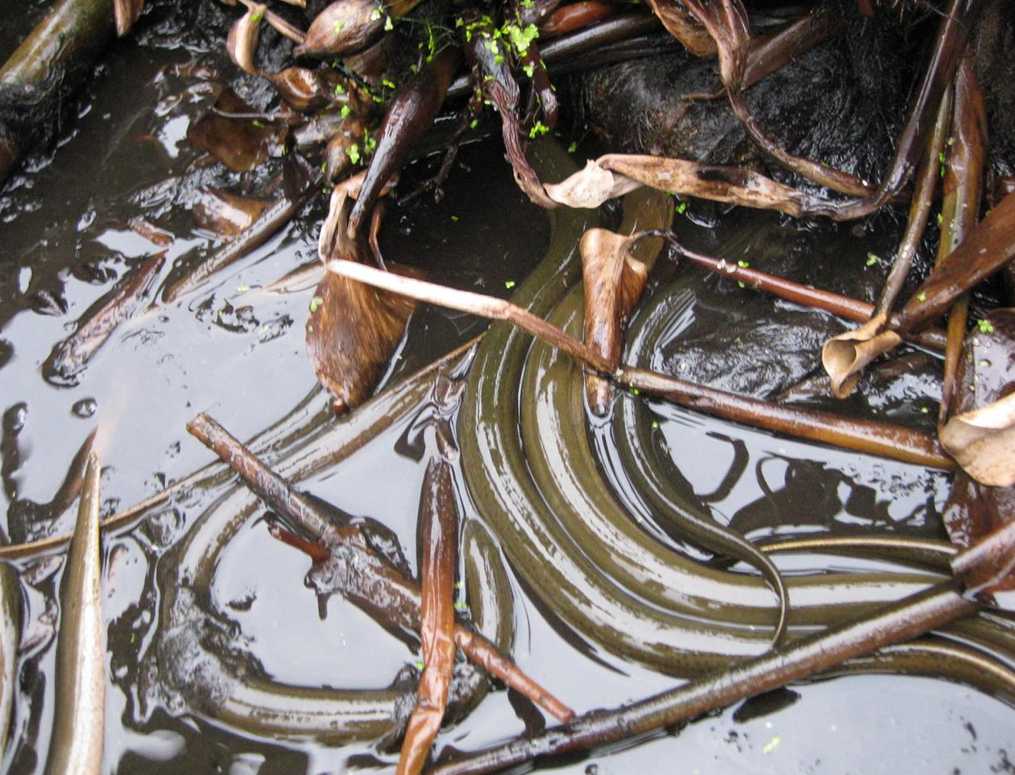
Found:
[1,0,1014,772]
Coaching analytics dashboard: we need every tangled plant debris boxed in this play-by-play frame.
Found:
[1,0,1014,771]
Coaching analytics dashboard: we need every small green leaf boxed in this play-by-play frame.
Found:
[505,280,516,289]
[309,296,324,313]
[381,77,396,89]
[346,143,361,164]
[737,259,750,269]
[866,253,879,267]
[567,141,578,153]
[675,200,687,215]
[251,9,263,22]
[340,104,351,118]
[528,121,549,139]
[384,14,393,30]
[413,659,424,671]
[977,319,995,334]
[450,215,459,222]
[916,291,927,302]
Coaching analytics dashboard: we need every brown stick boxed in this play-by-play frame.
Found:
[429,584,977,775]
[187,412,576,723]
[937,55,986,424]
[326,260,953,470]
[874,87,952,317]
[658,235,946,351]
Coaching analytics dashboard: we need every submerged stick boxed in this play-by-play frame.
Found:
[43,252,165,386]
[162,181,314,303]
[326,260,953,469]
[187,413,575,723]
[0,338,480,562]
[45,447,105,775]
[0,0,115,184]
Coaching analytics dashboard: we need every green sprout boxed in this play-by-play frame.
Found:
[977,319,995,334]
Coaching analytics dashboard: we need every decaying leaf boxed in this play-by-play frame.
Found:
[269,67,356,112]
[114,0,144,36]
[941,308,1015,488]
[226,2,266,76]
[192,189,269,238]
[186,89,285,172]
[396,426,459,775]
[295,0,386,58]
[308,176,413,413]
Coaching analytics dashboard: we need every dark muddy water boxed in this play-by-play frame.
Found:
[1,13,1013,775]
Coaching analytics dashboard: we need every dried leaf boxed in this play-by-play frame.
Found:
[309,177,413,412]
[114,0,143,36]
[940,309,1015,591]
[227,2,266,76]
[192,189,269,238]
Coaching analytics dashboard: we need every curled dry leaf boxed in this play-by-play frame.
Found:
[580,189,671,414]
[324,117,368,183]
[114,0,144,37]
[540,1,616,39]
[227,2,266,76]
[187,89,286,172]
[820,313,902,399]
[192,189,269,238]
[543,159,640,209]
[941,393,1015,487]
[295,0,386,58]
